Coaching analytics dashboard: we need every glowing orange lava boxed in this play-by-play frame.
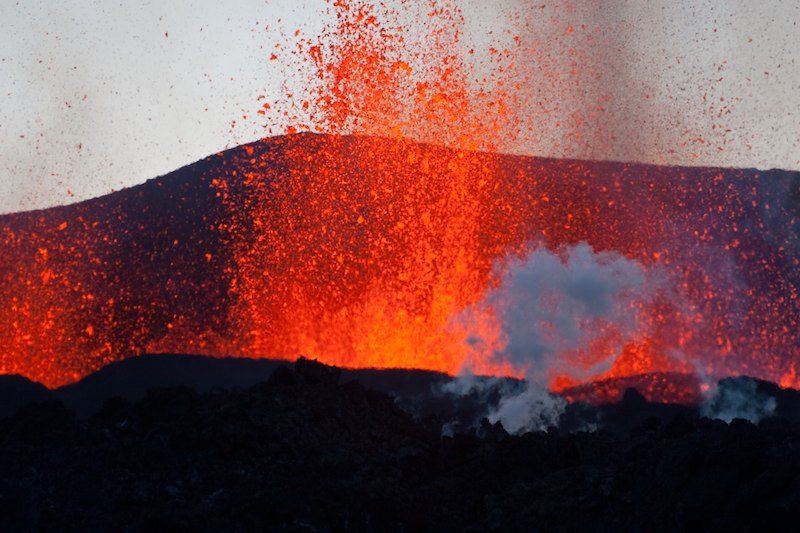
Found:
[0,0,798,403]
[211,133,799,402]
[1,133,798,401]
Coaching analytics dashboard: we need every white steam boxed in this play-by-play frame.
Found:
[440,369,566,434]
[701,377,776,424]
[444,242,665,434]
[486,384,567,434]
[464,242,658,383]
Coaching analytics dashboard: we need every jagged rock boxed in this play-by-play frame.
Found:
[0,375,52,418]
[0,360,798,532]
[295,356,342,385]
[478,417,509,440]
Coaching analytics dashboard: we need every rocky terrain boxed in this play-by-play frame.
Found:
[1,357,799,532]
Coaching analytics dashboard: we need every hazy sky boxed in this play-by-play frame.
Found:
[1,0,798,214]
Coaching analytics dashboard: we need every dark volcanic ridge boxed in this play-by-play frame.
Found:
[1,356,799,532]
[4,353,799,424]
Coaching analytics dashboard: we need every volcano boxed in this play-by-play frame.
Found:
[1,356,800,531]
[1,133,799,400]
[2,133,800,529]
[4,0,800,527]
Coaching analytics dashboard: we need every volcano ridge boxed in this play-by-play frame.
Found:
[1,132,799,393]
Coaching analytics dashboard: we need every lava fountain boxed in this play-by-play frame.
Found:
[0,1,798,401]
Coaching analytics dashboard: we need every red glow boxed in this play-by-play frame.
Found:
[1,1,798,403]
[1,133,798,400]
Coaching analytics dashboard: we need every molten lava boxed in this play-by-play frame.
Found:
[1,133,798,402]
[1,1,798,402]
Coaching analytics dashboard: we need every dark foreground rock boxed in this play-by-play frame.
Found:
[1,359,799,532]
[0,375,51,418]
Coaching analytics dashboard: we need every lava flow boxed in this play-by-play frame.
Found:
[1,0,798,402]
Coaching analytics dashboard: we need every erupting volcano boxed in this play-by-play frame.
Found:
[1,0,799,405]
[2,131,799,401]
[3,1,800,529]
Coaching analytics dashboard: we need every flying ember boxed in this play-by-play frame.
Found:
[0,0,797,403]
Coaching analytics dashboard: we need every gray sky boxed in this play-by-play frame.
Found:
[1,0,798,214]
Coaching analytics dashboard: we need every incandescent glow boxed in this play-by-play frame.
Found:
[1,133,798,402]
[0,1,798,403]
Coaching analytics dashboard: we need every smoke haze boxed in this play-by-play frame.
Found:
[2,1,798,213]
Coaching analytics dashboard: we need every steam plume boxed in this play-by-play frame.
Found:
[701,377,777,424]
[462,242,657,383]
[443,242,669,433]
